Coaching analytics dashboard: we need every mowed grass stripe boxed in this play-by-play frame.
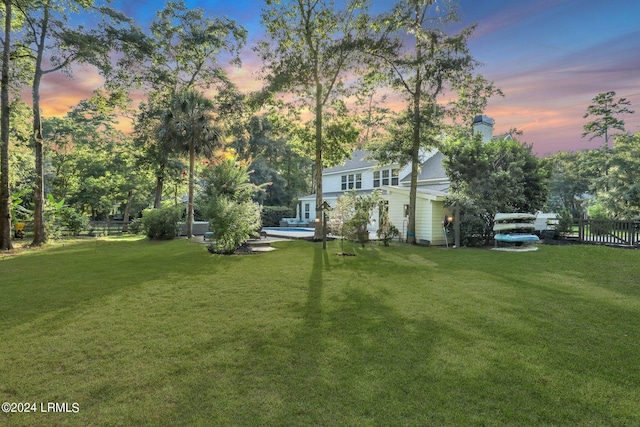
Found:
[1,237,639,426]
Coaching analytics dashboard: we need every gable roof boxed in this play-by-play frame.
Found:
[323,149,378,174]
[322,147,449,188]
[399,150,448,183]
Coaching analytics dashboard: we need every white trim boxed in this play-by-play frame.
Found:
[382,185,447,201]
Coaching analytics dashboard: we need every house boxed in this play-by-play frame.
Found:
[297,115,497,245]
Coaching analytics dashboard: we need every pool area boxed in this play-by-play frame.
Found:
[262,227,315,239]
[262,227,378,241]
[264,227,315,233]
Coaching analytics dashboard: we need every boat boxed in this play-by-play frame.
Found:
[493,213,539,250]
[494,213,537,222]
[493,222,536,232]
[494,233,540,243]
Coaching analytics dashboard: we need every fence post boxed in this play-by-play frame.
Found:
[578,219,584,242]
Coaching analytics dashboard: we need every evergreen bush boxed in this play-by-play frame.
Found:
[208,198,262,254]
[141,206,182,240]
[199,150,267,254]
[60,208,89,236]
[377,207,399,246]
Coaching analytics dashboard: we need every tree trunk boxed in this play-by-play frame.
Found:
[407,31,423,245]
[31,9,48,246]
[122,190,132,232]
[0,0,12,250]
[407,93,421,244]
[154,170,164,208]
[313,82,323,241]
[31,72,46,246]
[186,140,195,237]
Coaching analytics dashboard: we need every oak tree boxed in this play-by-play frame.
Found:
[14,0,137,245]
[369,0,496,243]
[257,0,379,240]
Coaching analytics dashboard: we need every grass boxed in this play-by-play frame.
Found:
[1,237,639,426]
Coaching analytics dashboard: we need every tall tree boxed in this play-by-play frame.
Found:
[144,0,246,95]
[43,91,145,220]
[129,0,246,208]
[257,0,378,240]
[582,91,634,149]
[133,101,179,209]
[599,132,640,219]
[544,150,591,215]
[0,0,13,250]
[231,115,313,207]
[158,89,222,237]
[443,135,548,245]
[15,0,135,245]
[369,0,493,244]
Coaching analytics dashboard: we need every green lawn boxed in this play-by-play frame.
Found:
[1,237,639,426]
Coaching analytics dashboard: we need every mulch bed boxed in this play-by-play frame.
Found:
[207,242,257,255]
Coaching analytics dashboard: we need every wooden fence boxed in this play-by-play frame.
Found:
[577,219,640,246]
[87,220,131,236]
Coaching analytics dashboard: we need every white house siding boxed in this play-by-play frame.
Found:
[415,196,431,243]
[429,200,450,246]
[384,190,409,240]
[323,173,345,192]
[383,187,449,245]
[296,197,317,222]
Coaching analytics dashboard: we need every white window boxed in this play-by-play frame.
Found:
[373,171,381,188]
[342,173,362,190]
[304,203,310,219]
[375,169,398,187]
[382,169,390,185]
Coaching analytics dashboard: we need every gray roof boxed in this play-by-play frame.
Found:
[418,183,449,194]
[400,150,448,183]
[473,115,494,126]
[298,188,378,201]
[323,149,378,174]
[385,185,448,198]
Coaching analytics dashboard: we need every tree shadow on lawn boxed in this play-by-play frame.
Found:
[0,238,221,330]
[165,246,449,425]
[101,241,640,425]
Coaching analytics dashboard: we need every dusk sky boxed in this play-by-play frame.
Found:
[39,0,640,156]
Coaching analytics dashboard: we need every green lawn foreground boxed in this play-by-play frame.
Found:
[1,237,639,426]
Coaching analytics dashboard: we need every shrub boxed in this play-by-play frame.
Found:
[60,208,89,236]
[587,202,609,220]
[262,205,295,227]
[141,206,182,240]
[557,209,574,236]
[587,202,612,235]
[128,218,143,235]
[207,198,262,254]
[377,207,399,246]
[459,211,486,247]
[200,150,269,254]
[334,190,381,247]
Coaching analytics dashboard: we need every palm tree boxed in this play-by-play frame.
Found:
[158,89,222,237]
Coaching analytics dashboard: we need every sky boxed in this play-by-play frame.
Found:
[36,0,640,156]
